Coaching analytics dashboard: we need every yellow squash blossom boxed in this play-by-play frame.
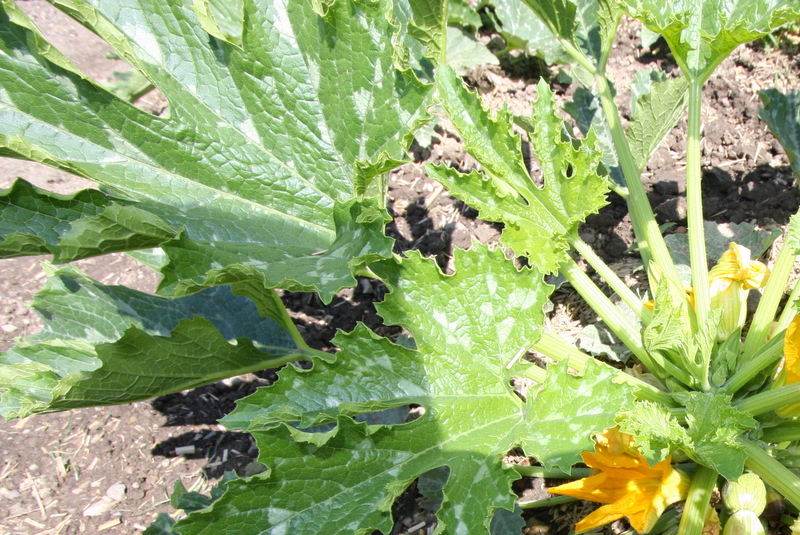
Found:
[548,427,691,534]
[775,315,800,418]
[708,243,768,341]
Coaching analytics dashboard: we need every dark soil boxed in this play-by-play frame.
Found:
[2,3,800,535]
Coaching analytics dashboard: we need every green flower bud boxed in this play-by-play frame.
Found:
[722,472,767,515]
[722,510,765,535]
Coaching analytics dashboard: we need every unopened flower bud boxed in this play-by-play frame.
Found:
[722,510,765,535]
[722,472,767,515]
[709,243,768,342]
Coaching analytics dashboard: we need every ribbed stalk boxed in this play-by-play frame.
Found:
[572,237,653,325]
[685,79,710,324]
[743,238,797,358]
[593,74,682,292]
[507,464,592,479]
[723,331,784,394]
[741,438,800,509]
[734,382,800,416]
[677,465,717,535]
[559,257,694,387]
[759,421,800,443]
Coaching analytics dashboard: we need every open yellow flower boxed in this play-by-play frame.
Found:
[709,243,768,341]
[548,427,691,534]
[775,315,800,417]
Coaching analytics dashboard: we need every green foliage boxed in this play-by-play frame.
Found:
[760,88,800,177]
[0,264,305,418]
[619,0,800,81]
[523,359,636,471]
[428,66,608,273]
[178,245,554,534]
[0,0,433,301]
[3,0,800,534]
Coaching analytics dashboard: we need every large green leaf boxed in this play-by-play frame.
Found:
[0,0,443,301]
[428,66,608,273]
[619,393,756,480]
[0,179,176,261]
[626,73,689,172]
[520,0,622,67]
[523,359,636,471]
[760,88,800,178]
[176,245,558,534]
[490,0,572,64]
[0,265,310,419]
[620,0,800,81]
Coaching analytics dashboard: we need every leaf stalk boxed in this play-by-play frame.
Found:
[685,79,710,324]
[743,239,797,357]
[723,331,784,394]
[734,382,800,416]
[592,73,683,293]
[677,465,717,535]
[741,438,800,509]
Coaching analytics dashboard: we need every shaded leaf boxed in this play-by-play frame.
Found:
[0,265,306,418]
[520,0,622,66]
[563,87,624,185]
[446,26,499,74]
[626,73,689,171]
[0,179,176,262]
[181,245,555,534]
[663,220,780,268]
[490,0,572,64]
[760,88,800,178]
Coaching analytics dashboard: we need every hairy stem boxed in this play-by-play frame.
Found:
[741,438,800,509]
[593,73,683,292]
[507,464,592,479]
[686,79,710,324]
[723,330,784,394]
[677,465,717,535]
[571,237,653,325]
[557,36,681,292]
[734,382,800,416]
[559,257,694,386]
[779,277,800,331]
[743,237,796,357]
[759,420,800,443]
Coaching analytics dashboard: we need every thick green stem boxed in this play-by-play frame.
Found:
[735,382,800,416]
[743,239,797,358]
[532,332,677,406]
[558,36,681,293]
[518,495,577,509]
[520,364,547,384]
[741,438,800,509]
[723,331,784,394]
[593,74,683,293]
[560,257,694,386]
[572,237,653,325]
[779,278,800,331]
[677,465,717,535]
[686,79,710,324]
[759,421,800,443]
[507,464,592,479]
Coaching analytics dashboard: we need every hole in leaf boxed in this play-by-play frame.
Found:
[377,466,449,535]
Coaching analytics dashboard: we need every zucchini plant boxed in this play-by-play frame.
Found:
[3,0,800,534]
